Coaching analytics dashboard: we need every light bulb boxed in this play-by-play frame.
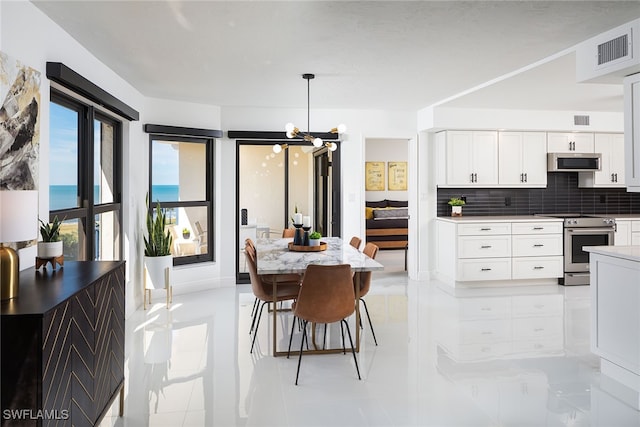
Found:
[328,142,337,151]
[285,122,295,132]
[337,123,347,133]
[286,131,294,139]
[273,144,282,153]
[313,137,323,147]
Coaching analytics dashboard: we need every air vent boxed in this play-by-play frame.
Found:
[574,115,590,126]
[598,34,629,65]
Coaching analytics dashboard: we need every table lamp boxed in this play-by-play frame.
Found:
[0,190,38,300]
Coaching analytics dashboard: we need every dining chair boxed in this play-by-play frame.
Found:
[354,242,380,345]
[349,236,362,250]
[287,263,361,385]
[282,228,295,238]
[244,240,301,353]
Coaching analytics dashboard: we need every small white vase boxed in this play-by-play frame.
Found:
[37,241,63,258]
[309,239,321,246]
[451,206,463,217]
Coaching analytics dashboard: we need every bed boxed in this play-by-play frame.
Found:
[365,200,408,269]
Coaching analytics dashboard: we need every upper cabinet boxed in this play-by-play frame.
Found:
[578,133,625,188]
[437,131,498,187]
[547,132,594,153]
[498,132,547,187]
[625,73,640,192]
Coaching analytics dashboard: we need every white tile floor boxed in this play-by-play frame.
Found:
[101,250,640,426]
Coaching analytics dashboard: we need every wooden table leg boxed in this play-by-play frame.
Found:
[119,381,125,417]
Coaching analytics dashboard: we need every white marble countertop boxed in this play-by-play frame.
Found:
[255,237,385,274]
[436,215,563,223]
[585,245,640,263]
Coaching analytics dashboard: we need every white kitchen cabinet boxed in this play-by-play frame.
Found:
[436,218,563,285]
[579,133,625,188]
[615,220,632,246]
[614,219,640,246]
[633,221,640,245]
[498,132,547,187]
[624,73,640,192]
[440,130,498,186]
[547,132,594,153]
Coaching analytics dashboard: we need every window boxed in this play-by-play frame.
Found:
[148,134,214,266]
[49,90,122,261]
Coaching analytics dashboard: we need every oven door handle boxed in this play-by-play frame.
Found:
[566,228,614,234]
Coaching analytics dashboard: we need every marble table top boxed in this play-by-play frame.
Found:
[255,237,385,275]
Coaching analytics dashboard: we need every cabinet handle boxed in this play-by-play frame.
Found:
[480,228,491,231]
[615,173,618,182]
[481,268,492,271]
[533,227,544,230]
[481,331,493,335]
[533,244,544,247]
[480,307,492,311]
[520,173,523,183]
[534,266,545,269]
[480,245,492,249]
[534,328,545,332]
[524,173,527,182]
[612,173,615,183]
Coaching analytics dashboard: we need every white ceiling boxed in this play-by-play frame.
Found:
[32,1,640,112]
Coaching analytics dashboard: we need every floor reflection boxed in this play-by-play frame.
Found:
[99,251,640,427]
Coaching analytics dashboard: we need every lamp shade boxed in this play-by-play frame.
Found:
[0,190,39,243]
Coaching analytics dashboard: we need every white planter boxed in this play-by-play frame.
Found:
[451,206,463,217]
[37,241,63,258]
[309,239,321,246]
[144,255,173,290]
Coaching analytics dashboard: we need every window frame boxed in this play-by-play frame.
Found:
[49,88,123,261]
[147,133,215,266]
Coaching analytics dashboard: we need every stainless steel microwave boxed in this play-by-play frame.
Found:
[547,152,602,172]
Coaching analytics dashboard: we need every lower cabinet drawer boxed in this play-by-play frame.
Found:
[512,316,564,339]
[512,234,563,257]
[456,297,511,319]
[458,236,511,258]
[512,256,563,279]
[457,258,511,281]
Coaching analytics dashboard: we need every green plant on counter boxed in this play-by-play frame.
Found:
[448,197,466,206]
[309,231,322,239]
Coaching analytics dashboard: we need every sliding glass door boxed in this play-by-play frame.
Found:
[236,141,340,282]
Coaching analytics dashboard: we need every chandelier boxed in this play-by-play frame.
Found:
[273,73,346,153]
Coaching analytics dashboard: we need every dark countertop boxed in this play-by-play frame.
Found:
[1,260,125,316]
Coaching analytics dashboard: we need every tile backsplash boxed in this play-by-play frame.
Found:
[437,173,640,217]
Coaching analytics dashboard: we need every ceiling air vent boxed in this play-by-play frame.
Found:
[574,115,590,126]
[598,34,630,66]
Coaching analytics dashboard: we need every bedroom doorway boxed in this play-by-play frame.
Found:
[364,138,410,275]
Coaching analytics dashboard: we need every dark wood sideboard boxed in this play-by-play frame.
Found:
[1,261,125,427]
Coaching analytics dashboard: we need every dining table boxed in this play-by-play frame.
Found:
[255,236,384,357]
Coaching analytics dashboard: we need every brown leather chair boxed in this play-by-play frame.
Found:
[354,242,380,345]
[282,228,295,238]
[244,240,300,353]
[287,264,361,385]
[349,236,362,250]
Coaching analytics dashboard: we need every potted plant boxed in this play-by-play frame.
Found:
[38,216,64,258]
[182,228,190,239]
[144,196,173,295]
[308,231,322,246]
[448,197,465,217]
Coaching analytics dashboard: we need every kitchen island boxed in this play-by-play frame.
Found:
[585,245,640,409]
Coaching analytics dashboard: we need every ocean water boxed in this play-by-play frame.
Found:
[50,185,179,210]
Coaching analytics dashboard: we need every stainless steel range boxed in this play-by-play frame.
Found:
[543,214,615,286]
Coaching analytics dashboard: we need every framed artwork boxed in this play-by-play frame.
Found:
[388,161,407,191]
[365,161,385,191]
